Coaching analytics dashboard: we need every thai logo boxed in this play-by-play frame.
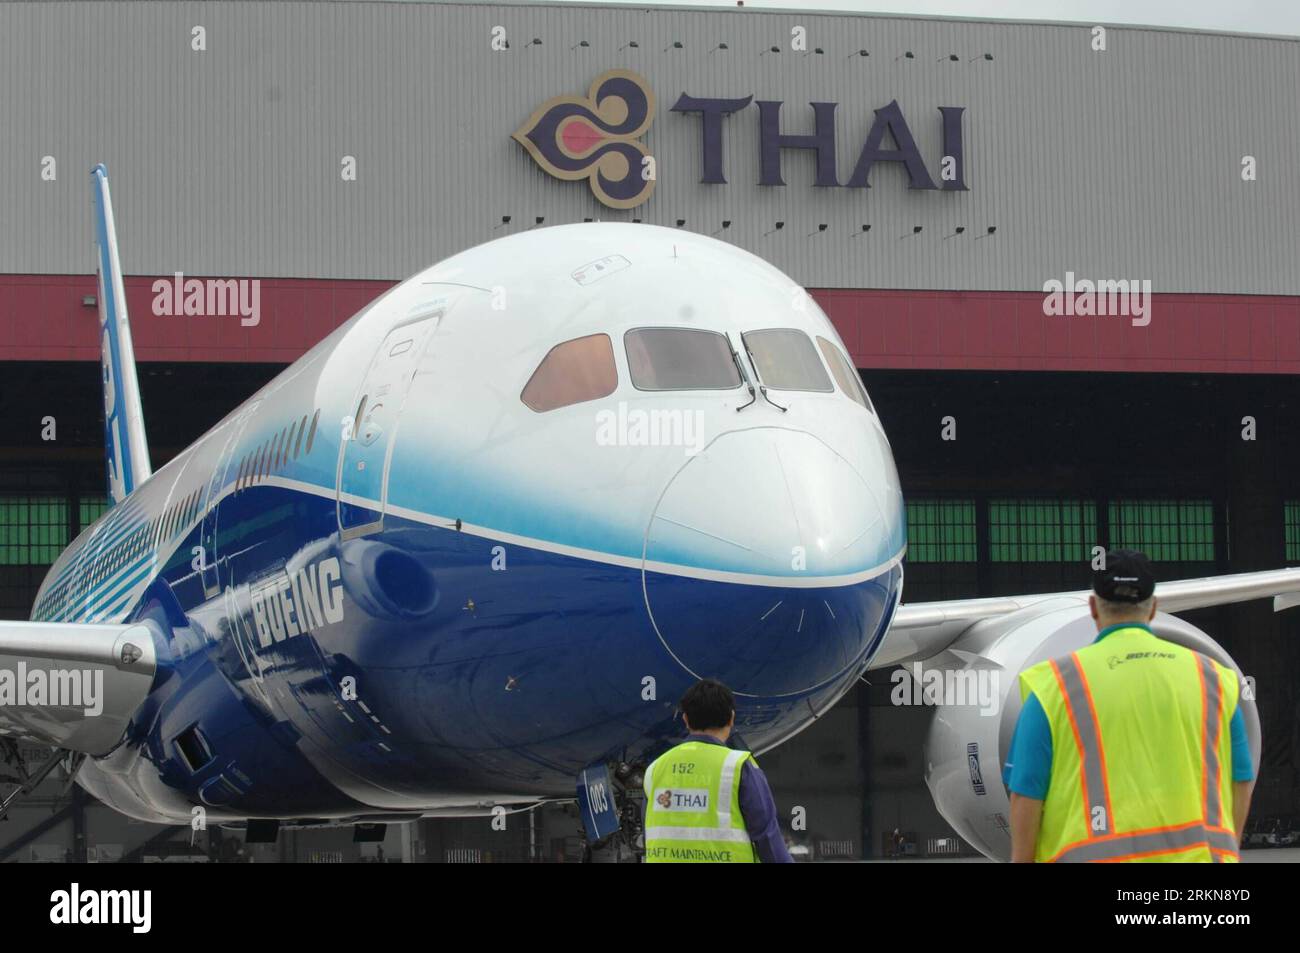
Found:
[513,69,656,210]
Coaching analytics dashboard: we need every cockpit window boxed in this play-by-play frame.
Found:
[625,328,741,391]
[742,329,833,392]
[816,336,875,413]
[521,333,618,412]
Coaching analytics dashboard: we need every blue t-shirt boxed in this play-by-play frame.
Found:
[1002,625,1255,799]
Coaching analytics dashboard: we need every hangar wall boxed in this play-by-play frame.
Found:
[0,0,1297,293]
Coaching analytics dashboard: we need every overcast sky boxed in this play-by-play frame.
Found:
[516,0,1300,38]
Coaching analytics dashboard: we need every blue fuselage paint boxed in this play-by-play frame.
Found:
[61,480,901,821]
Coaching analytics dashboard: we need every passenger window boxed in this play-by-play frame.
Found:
[350,396,368,440]
[817,337,875,413]
[624,328,741,391]
[305,410,320,454]
[742,329,833,392]
[293,415,308,458]
[521,334,618,412]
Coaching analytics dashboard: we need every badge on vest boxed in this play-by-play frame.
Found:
[654,788,710,811]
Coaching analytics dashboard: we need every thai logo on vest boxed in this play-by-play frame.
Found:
[654,787,709,811]
[513,69,656,210]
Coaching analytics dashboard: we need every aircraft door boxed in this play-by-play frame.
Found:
[336,295,452,539]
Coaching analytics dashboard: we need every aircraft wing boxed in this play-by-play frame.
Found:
[0,620,158,755]
[871,566,1300,668]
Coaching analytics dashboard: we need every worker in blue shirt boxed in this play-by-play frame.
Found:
[998,543,1253,863]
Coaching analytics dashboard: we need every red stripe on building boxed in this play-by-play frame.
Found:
[4,276,1300,374]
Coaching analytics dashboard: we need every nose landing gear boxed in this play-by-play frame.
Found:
[579,761,647,863]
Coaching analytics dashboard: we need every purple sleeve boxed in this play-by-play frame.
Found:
[738,758,794,863]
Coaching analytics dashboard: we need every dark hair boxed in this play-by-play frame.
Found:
[680,678,735,731]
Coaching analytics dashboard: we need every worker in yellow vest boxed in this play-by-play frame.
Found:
[643,679,793,862]
[1003,549,1256,862]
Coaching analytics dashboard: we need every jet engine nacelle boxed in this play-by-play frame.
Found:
[918,596,1258,862]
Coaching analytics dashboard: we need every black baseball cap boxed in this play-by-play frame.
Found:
[1092,548,1156,603]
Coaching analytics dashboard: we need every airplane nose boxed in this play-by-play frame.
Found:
[642,428,901,697]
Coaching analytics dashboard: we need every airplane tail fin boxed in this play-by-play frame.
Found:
[91,164,151,504]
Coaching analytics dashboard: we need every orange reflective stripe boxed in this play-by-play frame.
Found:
[1049,659,1094,835]
[1072,655,1115,829]
[1049,818,1204,862]
[1052,655,1113,837]
[1095,842,1214,864]
[1052,820,1239,863]
[1195,654,1226,830]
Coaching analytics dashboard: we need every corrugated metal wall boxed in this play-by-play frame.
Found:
[0,1,1297,293]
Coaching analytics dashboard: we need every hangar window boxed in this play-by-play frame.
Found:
[0,496,70,566]
[815,336,874,413]
[742,329,833,392]
[905,499,976,563]
[521,333,618,412]
[1108,500,1214,562]
[624,328,741,391]
[80,496,109,530]
[989,500,1097,562]
[1286,502,1300,562]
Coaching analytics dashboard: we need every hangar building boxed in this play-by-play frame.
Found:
[0,0,1297,860]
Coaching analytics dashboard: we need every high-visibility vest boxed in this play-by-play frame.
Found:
[1019,626,1242,863]
[643,740,757,863]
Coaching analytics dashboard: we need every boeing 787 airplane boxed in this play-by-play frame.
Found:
[0,166,1294,860]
